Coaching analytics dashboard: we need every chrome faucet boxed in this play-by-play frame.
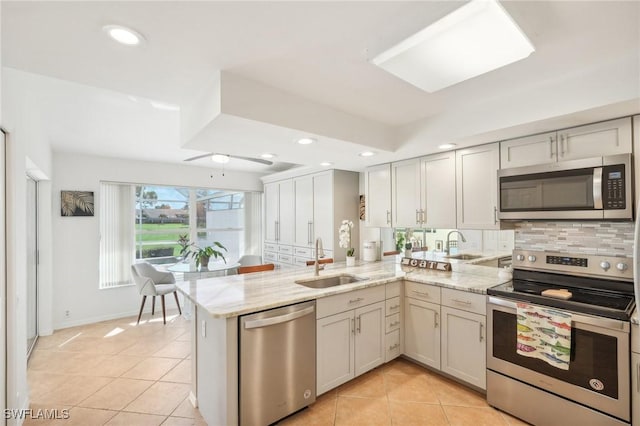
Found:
[314,238,325,276]
[446,230,467,255]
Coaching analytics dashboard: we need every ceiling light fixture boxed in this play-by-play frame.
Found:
[297,137,316,145]
[211,154,230,164]
[359,151,376,157]
[438,143,457,150]
[261,153,276,159]
[103,24,145,46]
[372,0,534,92]
[320,162,333,167]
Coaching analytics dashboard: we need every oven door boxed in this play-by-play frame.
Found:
[487,296,630,422]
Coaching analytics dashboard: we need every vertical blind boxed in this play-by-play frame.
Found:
[99,183,135,289]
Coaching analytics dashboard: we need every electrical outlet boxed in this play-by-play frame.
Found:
[65,310,70,318]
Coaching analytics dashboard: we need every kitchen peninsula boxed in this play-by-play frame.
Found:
[176,254,510,426]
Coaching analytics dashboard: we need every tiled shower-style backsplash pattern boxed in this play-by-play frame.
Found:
[515,221,635,258]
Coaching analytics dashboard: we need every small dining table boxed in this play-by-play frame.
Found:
[168,261,241,279]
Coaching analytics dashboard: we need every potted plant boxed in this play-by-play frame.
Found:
[339,219,355,266]
[177,236,227,269]
[177,234,191,261]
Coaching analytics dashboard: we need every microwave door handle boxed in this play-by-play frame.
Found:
[593,167,603,209]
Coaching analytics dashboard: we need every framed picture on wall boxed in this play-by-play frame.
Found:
[61,190,95,216]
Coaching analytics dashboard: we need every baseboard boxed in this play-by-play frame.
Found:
[189,391,198,408]
[53,307,183,330]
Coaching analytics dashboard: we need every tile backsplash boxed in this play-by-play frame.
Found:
[515,221,635,258]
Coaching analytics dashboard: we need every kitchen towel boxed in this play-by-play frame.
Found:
[516,302,572,370]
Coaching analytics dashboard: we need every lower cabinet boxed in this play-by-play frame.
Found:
[404,297,440,369]
[316,298,385,394]
[632,351,640,426]
[441,306,486,389]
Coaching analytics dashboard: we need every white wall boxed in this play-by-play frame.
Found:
[51,152,263,329]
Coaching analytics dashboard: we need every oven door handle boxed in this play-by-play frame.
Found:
[593,167,603,209]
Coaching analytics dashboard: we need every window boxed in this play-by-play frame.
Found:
[99,183,261,289]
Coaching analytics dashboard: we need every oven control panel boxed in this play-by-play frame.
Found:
[512,249,632,280]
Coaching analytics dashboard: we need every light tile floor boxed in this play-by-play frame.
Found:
[26,312,529,426]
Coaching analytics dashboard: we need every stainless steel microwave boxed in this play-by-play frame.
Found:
[497,154,633,220]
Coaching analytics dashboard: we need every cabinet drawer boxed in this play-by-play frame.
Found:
[293,246,312,257]
[441,288,486,315]
[385,313,400,333]
[264,243,277,252]
[385,329,401,362]
[278,245,293,254]
[386,281,401,298]
[277,253,293,264]
[405,281,441,304]
[385,297,401,316]
[317,285,385,319]
[264,251,277,262]
[293,257,310,267]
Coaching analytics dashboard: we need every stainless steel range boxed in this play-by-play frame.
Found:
[487,249,634,425]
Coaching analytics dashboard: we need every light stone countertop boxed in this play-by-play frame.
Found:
[175,251,512,318]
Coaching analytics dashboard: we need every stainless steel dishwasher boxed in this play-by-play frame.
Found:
[239,300,316,426]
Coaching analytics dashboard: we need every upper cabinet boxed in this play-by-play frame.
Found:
[391,153,456,229]
[264,180,294,245]
[365,164,392,227]
[456,143,501,230]
[501,117,632,169]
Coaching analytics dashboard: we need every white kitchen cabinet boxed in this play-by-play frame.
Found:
[354,301,385,376]
[293,175,314,247]
[500,117,632,169]
[365,164,392,227]
[391,159,422,228]
[632,351,640,426]
[317,310,355,394]
[404,296,440,369]
[422,152,457,229]
[264,180,294,245]
[312,172,333,249]
[456,143,501,230]
[440,306,486,389]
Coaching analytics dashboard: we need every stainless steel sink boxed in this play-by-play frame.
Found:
[445,254,484,260]
[295,274,367,289]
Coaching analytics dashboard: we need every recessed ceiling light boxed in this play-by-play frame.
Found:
[372,0,534,92]
[297,137,316,145]
[211,154,230,164]
[261,153,276,159]
[103,24,145,46]
[359,151,376,157]
[438,143,457,150]
[320,162,333,167]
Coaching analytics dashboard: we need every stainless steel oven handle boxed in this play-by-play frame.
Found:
[593,167,603,209]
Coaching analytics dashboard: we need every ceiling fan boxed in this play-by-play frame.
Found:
[183,153,273,166]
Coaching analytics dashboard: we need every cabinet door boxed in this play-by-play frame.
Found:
[500,132,557,168]
[440,306,486,389]
[632,352,640,426]
[278,180,295,245]
[365,164,392,227]
[422,152,456,229]
[313,172,334,249]
[294,176,313,247]
[456,143,500,229]
[404,297,440,369]
[391,159,422,228]
[559,117,632,161]
[354,301,385,376]
[264,182,279,243]
[317,311,355,395]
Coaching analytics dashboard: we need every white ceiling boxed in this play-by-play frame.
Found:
[3,1,640,173]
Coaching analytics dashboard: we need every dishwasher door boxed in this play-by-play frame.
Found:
[239,300,316,426]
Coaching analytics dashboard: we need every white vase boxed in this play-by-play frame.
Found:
[346,256,356,266]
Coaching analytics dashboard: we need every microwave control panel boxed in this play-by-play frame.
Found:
[602,164,625,209]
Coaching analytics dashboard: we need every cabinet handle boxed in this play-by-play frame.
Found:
[413,290,430,298]
[356,316,361,333]
[275,221,279,241]
[560,134,566,157]
[452,298,472,305]
[308,221,312,245]
[434,312,439,328]
[389,343,400,350]
[386,210,391,224]
[389,305,400,310]
[479,323,484,342]
[421,209,426,224]
[351,318,355,335]
[549,136,554,158]
[494,206,498,225]
[390,321,400,327]
[348,297,364,304]
[416,209,420,225]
